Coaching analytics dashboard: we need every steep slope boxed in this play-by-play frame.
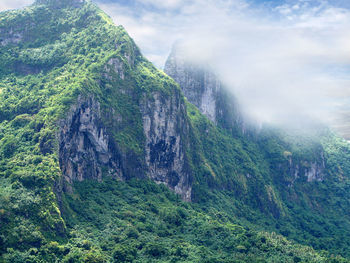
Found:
[164,43,256,135]
[0,0,193,259]
[0,0,193,200]
[0,0,350,262]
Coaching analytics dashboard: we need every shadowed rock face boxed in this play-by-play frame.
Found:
[59,96,124,191]
[275,150,326,189]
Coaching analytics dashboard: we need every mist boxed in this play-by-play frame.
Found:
[98,0,350,132]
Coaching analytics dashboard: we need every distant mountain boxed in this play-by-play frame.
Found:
[1,0,350,262]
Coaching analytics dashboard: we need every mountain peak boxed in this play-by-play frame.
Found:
[34,0,85,8]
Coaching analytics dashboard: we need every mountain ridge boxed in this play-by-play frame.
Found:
[1,1,350,262]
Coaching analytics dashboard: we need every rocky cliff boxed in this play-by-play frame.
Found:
[164,44,252,135]
[51,10,193,200]
[281,153,326,187]
[59,91,192,200]
[141,91,192,201]
[59,96,124,189]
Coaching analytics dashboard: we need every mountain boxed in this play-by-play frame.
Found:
[1,0,350,262]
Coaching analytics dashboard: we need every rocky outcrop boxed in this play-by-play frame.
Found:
[164,47,218,123]
[0,30,22,46]
[286,152,325,186]
[104,57,125,80]
[141,91,192,201]
[305,162,324,182]
[59,96,123,191]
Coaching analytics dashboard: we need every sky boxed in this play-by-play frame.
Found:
[1,0,350,128]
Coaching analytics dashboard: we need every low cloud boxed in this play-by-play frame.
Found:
[101,0,350,127]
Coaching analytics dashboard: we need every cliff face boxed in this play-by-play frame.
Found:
[59,96,124,190]
[141,91,192,201]
[284,152,325,185]
[164,45,251,135]
[164,51,218,123]
[59,91,192,200]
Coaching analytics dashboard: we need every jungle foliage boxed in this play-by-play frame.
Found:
[1,1,350,262]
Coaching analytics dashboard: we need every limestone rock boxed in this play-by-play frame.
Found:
[164,43,255,135]
[59,96,123,191]
[141,91,192,201]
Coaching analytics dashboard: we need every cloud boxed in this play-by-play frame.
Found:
[0,0,33,11]
[136,0,185,10]
[99,0,350,127]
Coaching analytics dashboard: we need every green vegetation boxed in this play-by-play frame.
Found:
[187,103,350,257]
[1,1,350,262]
[3,177,346,262]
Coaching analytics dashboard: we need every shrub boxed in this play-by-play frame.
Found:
[1,135,18,158]
[112,244,137,262]
[145,242,168,258]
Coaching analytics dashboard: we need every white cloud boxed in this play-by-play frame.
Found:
[99,0,350,126]
[99,0,250,68]
[137,0,185,10]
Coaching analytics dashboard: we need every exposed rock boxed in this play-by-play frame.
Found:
[141,91,192,201]
[59,90,193,201]
[0,31,23,46]
[305,162,324,182]
[164,47,218,123]
[59,96,123,191]
[104,57,125,80]
[164,43,256,135]
[287,152,325,185]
